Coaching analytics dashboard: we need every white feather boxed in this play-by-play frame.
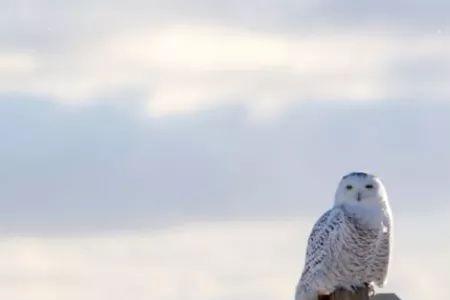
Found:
[295,173,393,300]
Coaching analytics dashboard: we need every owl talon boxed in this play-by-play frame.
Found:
[364,283,375,296]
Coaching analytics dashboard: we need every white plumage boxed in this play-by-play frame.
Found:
[295,172,392,300]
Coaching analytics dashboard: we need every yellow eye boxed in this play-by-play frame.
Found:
[346,185,353,190]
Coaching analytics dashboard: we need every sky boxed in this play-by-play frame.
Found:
[1,1,450,299]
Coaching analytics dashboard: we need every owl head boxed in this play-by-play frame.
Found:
[334,172,388,207]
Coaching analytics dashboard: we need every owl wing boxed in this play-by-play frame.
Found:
[297,207,346,294]
[374,210,392,287]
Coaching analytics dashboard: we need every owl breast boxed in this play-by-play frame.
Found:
[332,212,384,288]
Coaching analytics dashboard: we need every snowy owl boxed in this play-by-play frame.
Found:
[295,172,392,300]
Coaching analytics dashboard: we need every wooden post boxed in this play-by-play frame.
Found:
[317,287,400,300]
[330,286,370,300]
[372,295,401,300]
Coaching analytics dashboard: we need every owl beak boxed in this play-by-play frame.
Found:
[357,192,362,201]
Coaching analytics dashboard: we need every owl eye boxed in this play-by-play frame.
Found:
[365,184,374,189]
[346,185,353,190]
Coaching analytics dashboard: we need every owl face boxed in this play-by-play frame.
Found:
[334,172,386,206]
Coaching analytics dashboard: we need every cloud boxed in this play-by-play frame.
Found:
[0,52,36,72]
[3,0,450,118]
[3,0,450,44]
[1,99,450,234]
[0,220,306,300]
[3,20,450,118]
[139,26,392,117]
[2,0,450,235]
[0,216,448,300]
[1,2,450,299]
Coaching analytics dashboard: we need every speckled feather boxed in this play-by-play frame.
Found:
[295,173,392,300]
